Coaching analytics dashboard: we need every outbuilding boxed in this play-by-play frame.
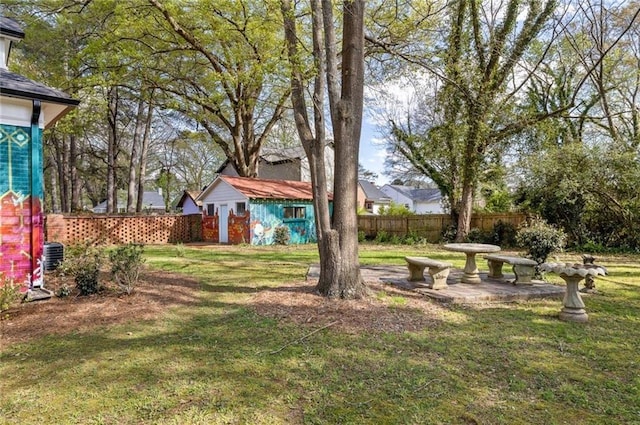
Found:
[197,175,331,245]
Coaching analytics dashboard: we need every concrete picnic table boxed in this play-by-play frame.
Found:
[443,243,501,284]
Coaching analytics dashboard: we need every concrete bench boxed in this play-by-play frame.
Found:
[404,256,453,290]
[483,254,537,285]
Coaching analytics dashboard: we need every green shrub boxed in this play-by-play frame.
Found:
[358,230,366,243]
[0,277,21,312]
[109,243,145,295]
[58,243,104,296]
[441,225,457,243]
[374,230,390,243]
[274,225,290,245]
[55,284,71,298]
[466,227,491,243]
[174,243,186,257]
[403,230,426,245]
[74,267,101,296]
[489,220,518,247]
[516,218,567,264]
[378,202,412,216]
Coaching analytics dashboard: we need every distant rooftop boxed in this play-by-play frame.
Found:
[359,180,391,202]
[386,184,441,202]
[217,175,331,201]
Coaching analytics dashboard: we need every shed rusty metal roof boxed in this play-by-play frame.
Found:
[219,175,332,201]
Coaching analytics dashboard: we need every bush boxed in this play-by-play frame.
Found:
[58,243,104,296]
[489,220,518,247]
[55,284,71,298]
[358,230,366,243]
[0,278,21,312]
[516,218,567,264]
[274,225,290,245]
[441,225,457,243]
[374,230,390,243]
[378,202,412,216]
[174,243,186,257]
[109,243,145,295]
[402,230,426,245]
[466,227,490,243]
[74,267,101,296]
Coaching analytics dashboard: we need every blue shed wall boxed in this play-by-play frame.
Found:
[249,200,317,245]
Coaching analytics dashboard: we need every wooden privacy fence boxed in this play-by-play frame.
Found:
[358,213,528,242]
[44,212,525,246]
[45,214,203,245]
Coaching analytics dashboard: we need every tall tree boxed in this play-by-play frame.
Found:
[144,0,290,178]
[282,0,367,298]
[514,1,640,249]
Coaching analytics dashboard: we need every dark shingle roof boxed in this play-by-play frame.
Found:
[0,68,79,106]
[0,17,24,39]
[358,180,391,202]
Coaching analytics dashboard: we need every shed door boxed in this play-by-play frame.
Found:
[219,204,229,243]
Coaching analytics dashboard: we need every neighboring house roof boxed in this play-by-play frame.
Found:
[384,185,442,202]
[215,148,303,173]
[215,142,333,173]
[199,175,332,201]
[93,191,166,212]
[359,180,391,202]
[176,190,202,208]
[260,145,305,163]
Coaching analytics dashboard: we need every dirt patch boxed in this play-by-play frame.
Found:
[0,269,201,347]
[249,277,449,334]
[2,267,448,348]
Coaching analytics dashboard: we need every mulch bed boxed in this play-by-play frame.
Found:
[1,267,448,348]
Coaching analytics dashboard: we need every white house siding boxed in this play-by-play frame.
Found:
[200,180,249,216]
[380,185,443,214]
[414,201,443,214]
[371,203,387,215]
[380,186,413,210]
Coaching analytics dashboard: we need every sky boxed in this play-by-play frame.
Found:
[359,121,389,187]
[359,80,419,187]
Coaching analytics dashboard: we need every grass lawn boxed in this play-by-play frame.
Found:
[1,243,639,424]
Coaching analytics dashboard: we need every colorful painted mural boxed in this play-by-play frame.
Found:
[201,200,318,245]
[249,200,317,245]
[0,125,44,290]
[202,211,219,242]
[228,210,250,244]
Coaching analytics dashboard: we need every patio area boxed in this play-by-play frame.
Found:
[307,264,565,304]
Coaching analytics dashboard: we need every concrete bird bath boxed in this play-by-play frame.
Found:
[539,263,607,322]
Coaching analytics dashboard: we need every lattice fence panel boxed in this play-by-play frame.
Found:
[45,214,202,246]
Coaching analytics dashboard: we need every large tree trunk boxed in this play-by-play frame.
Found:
[106,86,119,214]
[316,0,366,298]
[136,98,154,212]
[51,133,69,213]
[69,134,82,212]
[455,108,484,242]
[282,0,367,299]
[48,161,59,213]
[127,96,146,213]
[455,182,474,242]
